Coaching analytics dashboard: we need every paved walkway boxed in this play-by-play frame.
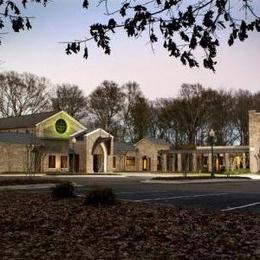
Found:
[0,183,56,190]
[1,172,259,178]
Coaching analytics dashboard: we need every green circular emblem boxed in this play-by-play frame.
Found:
[55,119,67,134]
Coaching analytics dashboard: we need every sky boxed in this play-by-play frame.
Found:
[0,0,260,99]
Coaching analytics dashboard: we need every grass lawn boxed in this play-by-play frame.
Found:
[0,191,259,259]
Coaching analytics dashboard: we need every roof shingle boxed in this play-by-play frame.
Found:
[114,142,135,155]
[0,111,58,130]
[0,132,42,145]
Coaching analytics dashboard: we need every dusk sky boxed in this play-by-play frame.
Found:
[1,0,260,99]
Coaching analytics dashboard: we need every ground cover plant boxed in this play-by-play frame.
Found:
[0,191,259,259]
[0,177,63,186]
[85,186,116,206]
[51,182,75,199]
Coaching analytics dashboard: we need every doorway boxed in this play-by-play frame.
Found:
[142,156,150,171]
[93,154,104,172]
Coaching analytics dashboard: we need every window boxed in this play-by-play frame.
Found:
[61,156,68,169]
[48,155,56,168]
[55,119,67,134]
[113,156,116,168]
[126,156,135,166]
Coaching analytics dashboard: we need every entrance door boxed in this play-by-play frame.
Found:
[142,157,148,171]
[93,154,103,172]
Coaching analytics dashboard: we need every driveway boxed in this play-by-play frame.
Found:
[56,176,260,214]
[1,174,260,213]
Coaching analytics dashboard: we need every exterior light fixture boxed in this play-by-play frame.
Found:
[209,129,215,178]
[72,137,77,174]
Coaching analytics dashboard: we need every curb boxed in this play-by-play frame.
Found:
[141,179,256,184]
[0,183,82,190]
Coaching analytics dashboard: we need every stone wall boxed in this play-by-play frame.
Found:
[249,110,260,172]
[0,143,28,173]
[135,140,171,172]
[114,150,138,172]
[72,140,86,173]
[42,153,69,172]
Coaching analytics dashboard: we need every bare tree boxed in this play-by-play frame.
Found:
[51,84,87,120]
[120,81,144,142]
[87,81,124,134]
[128,96,152,143]
[0,71,50,117]
[232,89,253,145]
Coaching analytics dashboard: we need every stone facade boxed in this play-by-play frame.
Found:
[0,111,86,174]
[84,129,114,173]
[113,138,171,172]
[249,110,260,173]
[0,110,258,174]
[135,139,171,172]
[113,150,139,172]
[71,128,114,173]
[0,142,28,173]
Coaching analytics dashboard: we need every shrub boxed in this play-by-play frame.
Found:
[51,182,75,198]
[84,186,116,206]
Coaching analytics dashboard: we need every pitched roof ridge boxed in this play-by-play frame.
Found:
[0,110,58,120]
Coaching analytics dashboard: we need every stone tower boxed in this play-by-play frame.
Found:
[249,110,260,173]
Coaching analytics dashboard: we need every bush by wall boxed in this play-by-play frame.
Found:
[84,187,116,206]
[51,182,75,198]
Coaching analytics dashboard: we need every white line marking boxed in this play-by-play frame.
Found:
[133,192,229,202]
[118,190,172,195]
[221,202,260,212]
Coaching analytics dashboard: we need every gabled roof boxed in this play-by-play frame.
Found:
[71,129,91,141]
[0,111,58,130]
[135,137,170,146]
[114,142,136,155]
[0,132,42,145]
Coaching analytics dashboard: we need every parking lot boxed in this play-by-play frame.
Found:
[58,176,260,214]
[1,175,260,213]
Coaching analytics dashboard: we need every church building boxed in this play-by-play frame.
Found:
[0,111,114,174]
[0,110,259,174]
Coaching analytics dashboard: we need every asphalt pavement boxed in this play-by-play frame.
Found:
[59,176,260,214]
[1,175,260,213]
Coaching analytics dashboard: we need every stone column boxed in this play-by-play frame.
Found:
[208,153,212,173]
[225,153,230,171]
[151,155,157,172]
[177,153,182,172]
[192,153,197,172]
[172,154,176,172]
[162,153,167,172]
[242,153,246,169]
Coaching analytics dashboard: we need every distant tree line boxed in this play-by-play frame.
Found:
[0,71,259,147]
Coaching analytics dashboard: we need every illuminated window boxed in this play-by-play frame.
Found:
[61,156,68,169]
[113,156,116,168]
[55,119,67,134]
[48,155,56,168]
[126,156,135,166]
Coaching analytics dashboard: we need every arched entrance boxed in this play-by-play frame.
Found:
[92,139,108,173]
